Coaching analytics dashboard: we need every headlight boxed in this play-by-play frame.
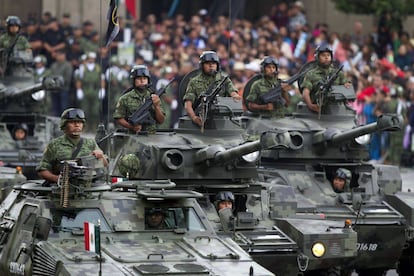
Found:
[311,242,325,258]
[241,151,259,162]
[31,90,45,101]
[355,134,370,145]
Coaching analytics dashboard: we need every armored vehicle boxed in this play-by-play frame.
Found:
[99,92,359,275]
[242,79,414,275]
[0,49,63,178]
[0,156,273,275]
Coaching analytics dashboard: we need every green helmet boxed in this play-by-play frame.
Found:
[118,153,141,178]
[60,108,86,129]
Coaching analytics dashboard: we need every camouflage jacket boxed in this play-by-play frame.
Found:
[183,71,237,104]
[36,135,101,175]
[301,64,347,104]
[246,75,286,117]
[0,33,31,51]
[113,87,165,133]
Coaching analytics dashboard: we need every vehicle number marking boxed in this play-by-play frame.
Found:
[357,243,378,251]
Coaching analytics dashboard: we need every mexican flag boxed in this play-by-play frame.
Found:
[84,222,101,254]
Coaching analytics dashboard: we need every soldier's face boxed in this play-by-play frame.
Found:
[8,25,19,34]
[333,177,345,192]
[264,64,277,77]
[202,61,218,75]
[134,77,149,88]
[64,120,84,137]
[218,200,233,210]
[147,212,164,228]
[318,52,332,66]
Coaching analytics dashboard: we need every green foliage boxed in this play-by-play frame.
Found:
[332,0,414,16]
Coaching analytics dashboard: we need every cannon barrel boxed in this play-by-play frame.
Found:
[195,131,303,165]
[0,76,63,101]
[313,114,403,145]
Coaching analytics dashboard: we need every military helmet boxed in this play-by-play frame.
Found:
[199,51,220,67]
[6,16,21,27]
[147,207,167,216]
[335,168,351,184]
[12,123,29,139]
[60,108,86,129]
[130,64,151,85]
[314,43,333,59]
[34,55,47,64]
[260,56,279,73]
[118,153,141,178]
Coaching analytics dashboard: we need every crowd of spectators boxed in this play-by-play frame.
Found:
[3,1,414,166]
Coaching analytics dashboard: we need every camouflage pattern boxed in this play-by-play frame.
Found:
[113,87,165,133]
[183,71,237,104]
[242,84,414,274]
[0,33,31,52]
[36,135,101,175]
[74,64,102,130]
[245,75,287,117]
[97,97,362,275]
[0,178,274,275]
[385,97,407,165]
[301,64,348,106]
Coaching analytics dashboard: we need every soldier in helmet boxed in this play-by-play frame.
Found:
[301,44,352,113]
[145,208,168,229]
[215,191,235,212]
[332,168,351,193]
[183,50,241,127]
[12,123,28,141]
[0,16,31,52]
[0,16,32,75]
[36,108,108,183]
[113,64,165,134]
[246,56,290,117]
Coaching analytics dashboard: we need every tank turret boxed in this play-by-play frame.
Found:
[241,77,414,274]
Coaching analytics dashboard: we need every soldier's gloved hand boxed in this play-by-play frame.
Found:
[151,94,161,106]
[76,89,84,100]
[98,88,106,100]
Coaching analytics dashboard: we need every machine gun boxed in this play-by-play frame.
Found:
[127,78,175,126]
[316,65,344,118]
[260,69,308,105]
[194,75,229,132]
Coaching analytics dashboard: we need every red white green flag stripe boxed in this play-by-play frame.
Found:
[84,222,100,254]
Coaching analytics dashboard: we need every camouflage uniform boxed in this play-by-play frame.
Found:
[0,33,31,52]
[36,135,101,175]
[246,76,287,117]
[74,64,102,130]
[113,87,165,133]
[183,72,237,105]
[386,97,407,165]
[301,65,347,108]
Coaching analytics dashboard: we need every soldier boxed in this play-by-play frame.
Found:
[36,108,107,183]
[74,51,105,131]
[0,16,32,75]
[12,123,28,141]
[215,191,235,212]
[331,168,351,193]
[301,44,352,113]
[246,56,290,117]
[113,65,165,134]
[145,208,168,229]
[183,51,241,127]
[0,16,31,52]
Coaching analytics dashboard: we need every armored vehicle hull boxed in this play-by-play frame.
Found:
[0,178,274,276]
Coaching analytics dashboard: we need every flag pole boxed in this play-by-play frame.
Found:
[98,220,102,276]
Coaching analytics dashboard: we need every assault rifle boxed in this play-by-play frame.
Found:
[128,78,175,126]
[260,69,309,105]
[194,75,229,132]
[316,65,344,118]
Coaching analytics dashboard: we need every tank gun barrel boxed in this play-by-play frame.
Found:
[195,131,301,165]
[0,76,63,101]
[314,114,403,145]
